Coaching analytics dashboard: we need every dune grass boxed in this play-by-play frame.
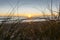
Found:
[0,21,60,40]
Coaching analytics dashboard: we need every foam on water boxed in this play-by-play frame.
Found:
[21,19,46,22]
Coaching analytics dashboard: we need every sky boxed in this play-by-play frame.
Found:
[0,0,60,17]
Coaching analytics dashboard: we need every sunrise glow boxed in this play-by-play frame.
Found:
[27,14,32,18]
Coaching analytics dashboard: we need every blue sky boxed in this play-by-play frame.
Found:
[0,0,60,16]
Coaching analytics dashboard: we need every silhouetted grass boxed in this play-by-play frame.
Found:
[0,21,60,40]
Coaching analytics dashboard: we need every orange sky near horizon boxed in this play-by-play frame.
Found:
[0,5,59,17]
[0,12,58,17]
[0,13,42,16]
